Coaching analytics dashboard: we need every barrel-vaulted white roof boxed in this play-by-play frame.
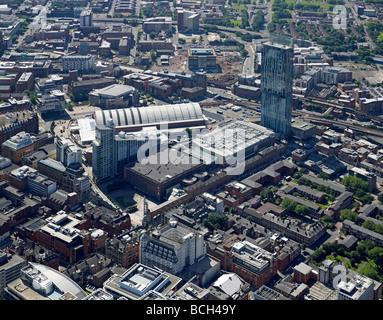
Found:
[94,102,204,128]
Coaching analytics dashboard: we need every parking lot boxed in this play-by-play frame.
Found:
[202,105,261,123]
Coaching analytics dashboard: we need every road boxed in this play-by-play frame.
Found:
[129,26,139,65]
[108,0,118,17]
[243,42,256,75]
[15,1,50,51]
[344,0,376,49]
[219,31,256,75]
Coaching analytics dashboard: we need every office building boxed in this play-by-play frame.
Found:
[140,219,207,274]
[105,227,145,268]
[1,132,34,164]
[124,150,204,200]
[177,9,200,32]
[103,263,182,300]
[228,240,276,289]
[83,288,114,300]
[83,203,131,237]
[15,72,34,93]
[89,84,139,108]
[192,120,275,167]
[0,251,27,294]
[36,90,66,114]
[37,158,90,201]
[56,136,82,168]
[9,165,57,197]
[80,9,93,28]
[291,119,317,140]
[337,274,375,300]
[252,285,290,300]
[209,273,250,300]
[0,60,52,78]
[68,77,116,97]
[142,17,172,33]
[261,34,294,140]
[35,74,63,94]
[62,54,95,73]
[188,48,216,70]
[35,212,89,263]
[4,262,87,300]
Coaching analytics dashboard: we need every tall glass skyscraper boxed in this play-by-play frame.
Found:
[261,34,294,140]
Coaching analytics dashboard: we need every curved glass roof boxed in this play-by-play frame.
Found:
[94,103,204,128]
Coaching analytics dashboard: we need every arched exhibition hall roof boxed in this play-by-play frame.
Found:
[94,103,204,128]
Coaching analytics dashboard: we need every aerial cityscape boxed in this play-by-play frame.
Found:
[1,0,383,305]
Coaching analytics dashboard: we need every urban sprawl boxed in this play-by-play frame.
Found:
[1,0,383,303]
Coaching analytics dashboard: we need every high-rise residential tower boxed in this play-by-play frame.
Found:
[261,34,294,140]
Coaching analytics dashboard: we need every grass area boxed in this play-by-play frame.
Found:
[326,254,346,264]
[360,260,382,281]
[115,196,136,208]
[231,5,247,10]
[378,32,383,42]
[230,19,242,27]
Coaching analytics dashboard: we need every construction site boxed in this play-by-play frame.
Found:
[150,47,245,89]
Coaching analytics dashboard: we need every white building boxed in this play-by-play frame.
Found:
[80,9,93,27]
[5,262,87,300]
[62,54,95,73]
[140,219,207,275]
[36,90,66,114]
[103,263,182,300]
[0,251,27,294]
[337,274,375,300]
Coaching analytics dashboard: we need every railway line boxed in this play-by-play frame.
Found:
[200,99,383,138]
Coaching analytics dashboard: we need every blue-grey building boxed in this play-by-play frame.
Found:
[261,34,294,140]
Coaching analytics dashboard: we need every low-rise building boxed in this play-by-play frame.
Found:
[105,227,145,268]
[36,90,66,114]
[0,251,27,294]
[89,84,139,108]
[35,212,89,263]
[62,54,95,73]
[103,263,182,300]
[1,132,34,164]
[188,48,216,70]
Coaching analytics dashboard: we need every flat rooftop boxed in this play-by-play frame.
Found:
[128,149,202,183]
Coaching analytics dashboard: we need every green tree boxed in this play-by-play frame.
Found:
[66,102,74,111]
[342,175,369,192]
[295,204,310,216]
[260,187,274,203]
[317,172,329,180]
[203,213,228,231]
[309,247,326,264]
[50,121,55,134]
[368,247,383,264]
[150,49,157,62]
[241,48,249,57]
[281,198,298,212]
[360,194,374,204]
[340,209,359,222]
[374,224,383,235]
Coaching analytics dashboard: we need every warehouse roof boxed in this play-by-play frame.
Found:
[94,102,204,128]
